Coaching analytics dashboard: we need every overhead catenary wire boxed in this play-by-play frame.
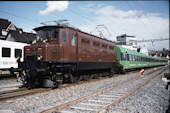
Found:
[1,1,167,43]
[0,2,117,39]
[0,9,42,33]
[57,2,119,38]
[0,9,38,22]
[137,1,164,39]
[125,1,157,39]
[27,2,95,31]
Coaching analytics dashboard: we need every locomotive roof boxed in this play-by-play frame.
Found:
[33,25,116,44]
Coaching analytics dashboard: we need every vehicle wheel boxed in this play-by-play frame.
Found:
[93,73,102,79]
[72,75,82,83]
[83,74,93,81]
[108,68,115,77]
[121,69,126,74]
[109,72,114,77]
[54,74,63,88]
[103,72,110,77]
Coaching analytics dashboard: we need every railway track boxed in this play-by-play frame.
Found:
[0,76,16,80]
[40,66,167,113]
[0,66,164,101]
[0,88,51,100]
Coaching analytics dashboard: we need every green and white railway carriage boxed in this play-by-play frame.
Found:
[116,46,167,71]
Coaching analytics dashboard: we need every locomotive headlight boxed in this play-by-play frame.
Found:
[38,48,42,50]
[37,55,43,60]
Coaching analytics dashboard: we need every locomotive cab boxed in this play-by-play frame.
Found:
[25,26,60,62]
[29,25,77,62]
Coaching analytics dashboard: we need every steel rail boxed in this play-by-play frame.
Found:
[40,66,166,113]
[0,88,50,100]
[0,72,118,101]
[0,88,27,95]
[97,67,167,113]
[0,66,164,102]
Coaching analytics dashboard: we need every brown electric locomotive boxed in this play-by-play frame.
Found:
[10,24,117,88]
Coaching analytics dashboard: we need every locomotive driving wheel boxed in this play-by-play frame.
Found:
[102,72,109,77]
[70,73,82,83]
[109,68,115,77]
[93,73,102,79]
[83,74,93,81]
[53,73,63,88]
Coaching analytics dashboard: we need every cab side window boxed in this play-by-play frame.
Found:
[51,29,56,40]
[71,34,76,46]
[51,28,59,40]
[62,31,66,42]
[45,30,50,39]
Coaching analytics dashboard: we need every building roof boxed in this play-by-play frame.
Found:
[0,18,11,30]
[0,18,23,35]
[7,30,36,44]
[0,18,11,36]
[117,34,136,38]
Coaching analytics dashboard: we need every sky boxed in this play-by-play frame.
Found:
[0,1,169,51]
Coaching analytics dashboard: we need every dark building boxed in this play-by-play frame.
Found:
[0,18,36,44]
[6,30,36,44]
[0,18,16,40]
[148,48,170,58]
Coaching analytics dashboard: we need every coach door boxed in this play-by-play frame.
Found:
[60,29,77,62]
[60,29,68,61]
[126,52,128,69]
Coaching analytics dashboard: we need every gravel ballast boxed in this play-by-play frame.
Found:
[0,79,22,92]
[109,67,170,113]
[0,66,169,113]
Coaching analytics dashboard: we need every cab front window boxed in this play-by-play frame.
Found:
[62,31,66,42]
[37,30,43,41]
[37,28,59,41]
[51,28,59,40]
[45,30,50,39]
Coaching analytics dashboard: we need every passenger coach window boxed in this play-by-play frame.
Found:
[133,56,135,61]
[15,49,22,58]
[134,55,137,61]
[121,53,126,61]
[129,55,133,61]
[62,31,66,42]
[71,34,76,46]
[2,47,11,57]
[127,54,133,61]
